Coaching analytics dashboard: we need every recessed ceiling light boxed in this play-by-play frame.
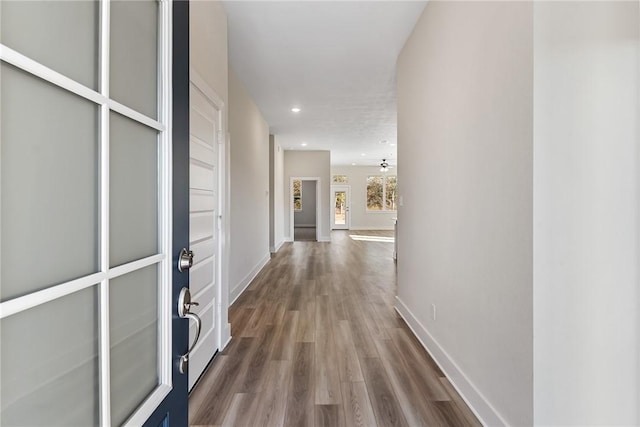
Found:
[352,163,357,166]
[291,107,301,113]
[301,142,307,147]
[390,143,396,146]
[361,153,366,157]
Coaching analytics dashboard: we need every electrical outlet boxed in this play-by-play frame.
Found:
[431,304,436,321]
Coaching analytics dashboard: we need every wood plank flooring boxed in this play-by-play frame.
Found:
[294,227,317,241]
[189,230,481,427]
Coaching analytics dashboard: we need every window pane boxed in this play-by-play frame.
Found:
[1,63,99,301]
[0,0,99,90]
[334,191,346,225]
[0,287,100,426]
[110,0,158,118]
[332,174,348,183]
[367,176,384,210]
[386,176,398,210]
[293,180,302,210]
[110,265,159,426]
[110,112,159,267]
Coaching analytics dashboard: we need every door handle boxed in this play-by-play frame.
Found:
[178,248,194,272]
[178,287,201,374]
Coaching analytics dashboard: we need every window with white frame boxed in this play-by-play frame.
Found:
[367,175,397,211]
[332,174,348,183]
[293,179,302,211]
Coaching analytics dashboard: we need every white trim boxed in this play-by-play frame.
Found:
[317,236,332,242]
[395,296,508,427]
[0,46,164,136]
[98,0,111,423]
[0,273,104,319]
[220,131,232,359]
[0,44,107,106]
[284,237,294,243]
[190,68,225,111]
[270,239,285,254]
[290,177,321,241]
[123,384,172,427]
[189,68,227,356]
[331,184,351,230]
[109,99,165,132]
[158,0,173,395]
[98,279,111,427]
[130,0,173,422]
[229,253,270,305]
[108,254,165,279]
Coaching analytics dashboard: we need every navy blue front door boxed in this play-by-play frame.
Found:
[144,2,190,425]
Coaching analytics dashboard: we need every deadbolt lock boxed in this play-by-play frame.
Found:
[178,248,194,272]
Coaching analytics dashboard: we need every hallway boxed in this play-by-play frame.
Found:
[189,231,480,426]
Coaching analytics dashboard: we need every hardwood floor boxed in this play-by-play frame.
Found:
[189,230,481,427]
[294,227,317,241]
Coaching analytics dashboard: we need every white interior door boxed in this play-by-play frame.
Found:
[188,73,223,390]
[331,185,351,230]
[0,0,178,425]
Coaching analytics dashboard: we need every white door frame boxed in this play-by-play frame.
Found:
[189,68,228,354]
[331,184,351,230]
[290,177,321,241]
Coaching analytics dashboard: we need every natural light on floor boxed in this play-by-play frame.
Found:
[349,234,395,243]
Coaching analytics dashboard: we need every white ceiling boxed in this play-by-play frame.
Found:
[223,1,426,166]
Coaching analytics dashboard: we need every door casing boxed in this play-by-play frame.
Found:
[186,68,227,390]
[290,177,321,241]
[331,185,351,230]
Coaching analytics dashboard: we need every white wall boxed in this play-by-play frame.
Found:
[191,2,228,108]
[190,1,231,345]
[331,165,397,230]
[283,151,331,241]
[269,135,285,252]
[533,2,640,425]
[294,180,317,227]
[396,2,533,425]
[229,68,270,302]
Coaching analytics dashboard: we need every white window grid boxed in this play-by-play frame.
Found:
[0,1,173,425]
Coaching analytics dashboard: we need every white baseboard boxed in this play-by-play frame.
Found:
[230,253,270,305]
[395,296,507,427]
[270,239,285,253]
[317,236,331,242]
[349,225,395,231]
[284,237,293,243]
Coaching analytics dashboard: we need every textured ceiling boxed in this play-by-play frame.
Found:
[223,1,427,166]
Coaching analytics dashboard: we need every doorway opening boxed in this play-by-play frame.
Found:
[291,177,320,241]
[331,185,351,230]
